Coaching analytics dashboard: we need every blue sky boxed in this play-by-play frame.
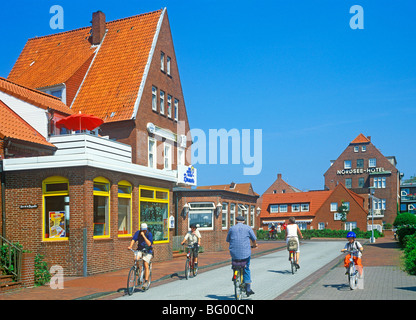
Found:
[1,0,415,194]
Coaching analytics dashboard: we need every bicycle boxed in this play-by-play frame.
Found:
[231,259,247,300]
[127,249,152,295]
[287,238,299,275]
[344,249,361,290]
[184,244,199,280]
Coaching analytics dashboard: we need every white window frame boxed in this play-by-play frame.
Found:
[279,204,288,213]
[222,202,228,230]
[188,202,214,231]
[164,142,172,170]
[318,222,325,230]
[167,95,172,118]
[230,203,236,226]
[301,204,309,212]
[152,86,157,111]
[161,51,165,71]
[177,147,185,167]
[174,99,178,121]
[160,90,165,115]
[344,160,352,169]
[148,137,156,169]
[270,205,279,213]
[354,146,359,152]
[291,204,300,212]
[369,158,377,168]
[362,145,367,152]
[330,202,338,212]
[167,56,171,75]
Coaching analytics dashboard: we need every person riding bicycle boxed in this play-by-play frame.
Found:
[181,223,201,268]
[285,217,303,269]
[226,215,258,296]
[269,224,277,239]
[128,223,153,289]
[341,231,363,276]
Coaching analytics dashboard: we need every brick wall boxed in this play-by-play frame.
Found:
[3,166,175,276]
[324,139,399,225]
[176,191,259,253]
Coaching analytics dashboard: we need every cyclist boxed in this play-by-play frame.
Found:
[181,223,201,268]
[128,223,153,289]
[341,231,363,276]
[226,215,258,296]
[285,217,303,269]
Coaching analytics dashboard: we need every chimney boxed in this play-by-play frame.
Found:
[367,136,371,141]
[92,11,106,45]
[277,173,282,180]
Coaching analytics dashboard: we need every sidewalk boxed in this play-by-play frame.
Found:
[282,230,416,300]
[0,241,284,300]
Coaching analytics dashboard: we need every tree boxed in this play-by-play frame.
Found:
[337,201,350,230]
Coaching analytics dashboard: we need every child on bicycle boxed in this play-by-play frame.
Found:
[341,231,363,276]
[181,224,201,267]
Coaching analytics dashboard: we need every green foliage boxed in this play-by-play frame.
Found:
[34,254,51,287]
[396,225,416,248]
[403,233,416,275]
[256,228,382,240]
[0,242,23,278]
[393,213,416,227]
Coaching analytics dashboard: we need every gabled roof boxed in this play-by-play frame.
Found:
[8,9,164,123]
[260,183,366,218]
[0,100,55,148]
[261,190,331,218]
[350,133,371,144]
[0,77,73,115]
[197,182,259,196]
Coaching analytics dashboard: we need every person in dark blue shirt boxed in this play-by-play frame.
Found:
[226,215,258,296]
[128,223,153,289]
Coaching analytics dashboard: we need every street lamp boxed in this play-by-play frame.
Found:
[369,187,376,243]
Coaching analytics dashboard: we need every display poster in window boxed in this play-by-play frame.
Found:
[164,218,168,236]
[49,211,66,238]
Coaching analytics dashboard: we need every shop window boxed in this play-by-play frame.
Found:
[250,206,255,228]
[230,203,235,226]
[139,186,169,243]
[118,181,132,237]
[188,202,215,230]
[93,177,110,238]
[222,202,228,229]
[42,176,70,241]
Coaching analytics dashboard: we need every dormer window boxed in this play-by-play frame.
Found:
[38,85,66,104]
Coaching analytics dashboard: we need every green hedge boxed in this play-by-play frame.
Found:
[256,228,383,240]
[403,233,416,275]
[394,213,416,227]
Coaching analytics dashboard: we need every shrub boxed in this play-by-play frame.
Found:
[34,254,51,287]
[397,225,416,248]
[393,213,416,227]
[403,233,416,275]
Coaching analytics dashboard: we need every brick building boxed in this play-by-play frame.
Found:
[174,183,260,252]
[1,9,195,276]
[260,183,370,231]
[324,134,400,226]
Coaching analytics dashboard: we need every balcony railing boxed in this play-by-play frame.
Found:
[368,209,384,218]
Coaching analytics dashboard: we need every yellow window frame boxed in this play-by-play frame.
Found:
[118,180,133,238]
[42,176,69,242]
[93,177,110,239]
[139,186,170,244]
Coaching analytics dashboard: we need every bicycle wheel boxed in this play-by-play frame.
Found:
[234,269,243,300]
[290,252,296,275]
[185,257,190,280]
[127,266,137,296]
[348,262,358,290]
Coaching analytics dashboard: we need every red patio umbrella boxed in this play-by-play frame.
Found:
[56,113,104,131]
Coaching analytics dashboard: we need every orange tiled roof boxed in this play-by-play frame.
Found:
[197,183,259,196]
[0,77,73,115]
[261,190,331,218]
[350,133,370,144]
[8,9,163,123]
[0,100,55,148]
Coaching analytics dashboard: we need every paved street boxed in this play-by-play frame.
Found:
[117,241,345,300]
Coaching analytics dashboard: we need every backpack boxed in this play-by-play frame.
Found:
[287,238,298,251]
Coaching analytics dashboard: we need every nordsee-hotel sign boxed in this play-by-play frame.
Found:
[337,167,386,175]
